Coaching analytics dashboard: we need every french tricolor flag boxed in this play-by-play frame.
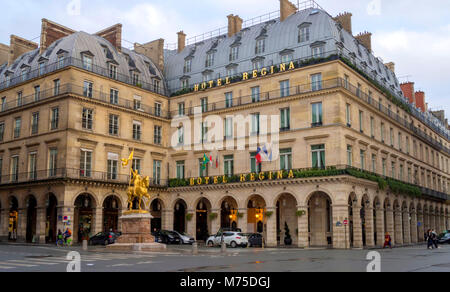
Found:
[256,145,273,164]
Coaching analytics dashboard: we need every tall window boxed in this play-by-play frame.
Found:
[399,164,404,181]
[28,152,37,180]
[109,114,119,136]
[181,79,189,90]
[80,149,92,177]
[31,112,39,135]
[176,161,185,179]
[178,126,184,145]
[312,102,323,126]
[280,108,290,131]
[17,92,23,107]
[298,25,310,43]
[391,162,396,179]
[390,128,394,146]
[178,102,185,116]
[381,123,385,142]
[34,86,40,101]
[51,108,59,130]
[382,158,386,176]
[311,145,325,169]
[359,111,364,133]
[133,121,142,141]
[133,96,142,111]
[360,150,366,170]
[132,159,141,174]
[109,64,117,79]
[201,122,208,143]
[82,55,93,71]
[107,153,119,180]
[250,153,262,173]
[312,45,324,58]
[154,126,162,145]
[280,148,292,170]
[1,97,6,111]
[206,52,215,67]
[255,39,265,54]
[280,80,290,97]
[39,62,46,76]
[184,59,192,73]
[347,145,353,166]
[225,92,233,108]
[251,86,260,103]
[53,79,60,96]
[224,117,233,139]
[49,148,58,177]
[14,117,21,138]
[153,160,161,184]
[0,123,4,141]
[370,117,374,138]
[398,132,402,151]
[83,81,93,98]
[82,108,93,130]
[311,73,322,91]
[132,72,140,86]
[199,158,209,177]
[201,97,208,113]
[21,68,28,81]
[110,89,119,105]
[251,113,260,135]
[346,104,351,126]
[344,75,349,89]
[57,55,65,69]
[11,156,19,182]
[224,155,234,176]
[371,154,376,173]
[154,102,162,117]
[230,46,239,61]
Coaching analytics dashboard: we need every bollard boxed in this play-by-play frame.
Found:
[192,242,198,255]
[221,241,227,253]
[82,239,88,251]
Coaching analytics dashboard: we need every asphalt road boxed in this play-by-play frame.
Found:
[0,243,448,272]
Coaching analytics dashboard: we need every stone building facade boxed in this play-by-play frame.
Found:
[0,0,448,248]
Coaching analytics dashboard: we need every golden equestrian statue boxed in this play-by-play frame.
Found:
[121,151,151,214]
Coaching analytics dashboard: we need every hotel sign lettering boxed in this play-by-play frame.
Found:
[189,170,295,186]
[193,61,297,92]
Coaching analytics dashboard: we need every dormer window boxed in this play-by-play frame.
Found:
[280,49,294,63]
[184,59,192,73]
[5,75,10,87]
[181,79,189,90]
[39,62,46,76]
[57,55,65,69]
[153,79,161,93]
[226,64,238,77]
[298,23,311,43]
[109,64,117,80]
[132,72,140,86]
[229,46,239,62]
[205,52,215,67]
[255,39,265,54]
[202,71,213,82]
[311,42,325,58]
[252,59,264,70]
[82,54,93,71]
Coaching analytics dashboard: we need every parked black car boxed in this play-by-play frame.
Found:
[88,232,119,246]
[246,233,263,247]
[438,233,450,244]
[152,230,181,244]
[172,231,195,245]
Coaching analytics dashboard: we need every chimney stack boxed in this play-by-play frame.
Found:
[355,31,372,53]
[96,24,123,53]
[0,43,9,65]
[227,14,243,38]
[134,39,165,71]
[333,12,353,34]
[8,35,38,66]
[280,0,297,22]
[415,91,426,113]
[40,19,76,54]
[177,31,186,53]
[385,62,395,73]
[400,82,415,105]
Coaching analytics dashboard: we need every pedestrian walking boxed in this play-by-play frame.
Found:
[383,232,392,249]
[431,229,440,249]
[426,229,434,249]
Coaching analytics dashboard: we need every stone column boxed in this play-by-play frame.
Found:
[375,207,385,247]
[417,212,424,242]
[266,207,277,247]
[0,209,8,241]
[332,204,349,249]
[365,207,375,247]
[386,207,395,245]
[297,206,308,248]
[430,212,436,231]
[186,209,196,240]
[16,208,26,243]
[394,208,403,245]
[352,206,363,248]
[210,208,220,235]
[402,209,411,245]
[410,211,418,244]
[238,208,247,234]
[92,207,103,235]
[36,207,47,244]
[424,212,429,233]
[162,210,173,231]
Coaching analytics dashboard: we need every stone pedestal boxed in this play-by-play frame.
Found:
[108,212,166,251]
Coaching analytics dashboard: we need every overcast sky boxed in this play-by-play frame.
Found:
[1,0,449,119]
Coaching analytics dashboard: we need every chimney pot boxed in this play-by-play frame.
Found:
[280,0,297,22]
[177,31,186,53]
[385,62,395,73]
[333,12,353,34]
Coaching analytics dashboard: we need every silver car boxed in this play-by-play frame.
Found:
[207,231,248,248]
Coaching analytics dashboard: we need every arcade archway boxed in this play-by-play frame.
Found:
[74,193,96,243]
[247,195,267,235]
[308,192,332,247]
[25,195,37,243]
[196,198,211,241]
[150,199,163,233]
[8,196,19,241]
[46,193,58,243]
[220,197,238,230]
[103,195,120,233]
[174,199,187,234]
[276,193,298,246]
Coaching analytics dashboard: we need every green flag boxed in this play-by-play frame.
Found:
[202,154,210,170]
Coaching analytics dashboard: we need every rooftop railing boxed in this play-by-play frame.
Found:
[0,83,170,119]
[0,57,167,96]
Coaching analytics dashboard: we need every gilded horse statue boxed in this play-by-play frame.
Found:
[127,169,151,212]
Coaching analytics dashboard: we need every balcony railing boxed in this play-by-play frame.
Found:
[0,168,168,187]
[0,83,170,119]
[0,57,167,96]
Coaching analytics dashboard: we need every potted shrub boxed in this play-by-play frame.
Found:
[186,213,194,222]
[284,222,292,246]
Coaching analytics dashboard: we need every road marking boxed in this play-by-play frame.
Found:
[0,261,37,267]
[110,263,134,267]
[8,259,59,266]
[0,265,15,270]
